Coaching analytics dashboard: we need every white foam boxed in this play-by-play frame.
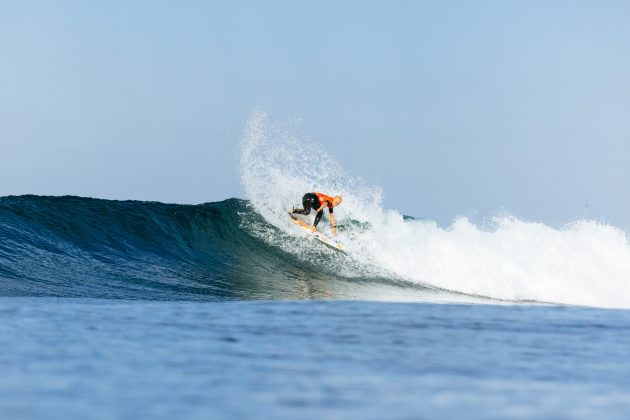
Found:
[241,111,630,308]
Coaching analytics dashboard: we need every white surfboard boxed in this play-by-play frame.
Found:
[288,212,347,253]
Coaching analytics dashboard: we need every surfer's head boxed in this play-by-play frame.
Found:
[333,194,343,207]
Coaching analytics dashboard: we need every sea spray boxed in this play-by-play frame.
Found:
[240,111,630,308]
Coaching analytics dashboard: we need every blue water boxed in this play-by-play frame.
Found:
[2,298,630,419]
[2,195,630,418]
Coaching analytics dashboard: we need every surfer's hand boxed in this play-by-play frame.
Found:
[331,227,337,236]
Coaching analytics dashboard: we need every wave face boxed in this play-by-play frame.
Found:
[241,111,630,309]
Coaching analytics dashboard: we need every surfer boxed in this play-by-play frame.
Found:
[291,192,343,235]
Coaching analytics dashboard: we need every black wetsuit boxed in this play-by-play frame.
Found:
[292,192,333,227]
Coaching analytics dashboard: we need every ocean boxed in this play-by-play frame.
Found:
[2,194,630,419]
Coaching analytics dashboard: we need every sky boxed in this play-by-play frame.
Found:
[1,1,629,227]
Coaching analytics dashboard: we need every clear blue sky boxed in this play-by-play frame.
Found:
[2,1,629,227]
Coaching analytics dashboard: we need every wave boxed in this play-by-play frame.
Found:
[1,112,628,308]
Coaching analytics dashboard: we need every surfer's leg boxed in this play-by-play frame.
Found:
[313,210,323,227]
[293,200,311,215]
[295,193,317,215]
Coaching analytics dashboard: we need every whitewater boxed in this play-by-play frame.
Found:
[241,111,630,309]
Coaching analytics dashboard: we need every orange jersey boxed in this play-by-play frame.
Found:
[314,192,334,209]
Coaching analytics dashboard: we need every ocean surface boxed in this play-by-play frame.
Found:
[2,194,630,419]
[3,298,630,419]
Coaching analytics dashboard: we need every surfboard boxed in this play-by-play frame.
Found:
[288,212,347,254]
